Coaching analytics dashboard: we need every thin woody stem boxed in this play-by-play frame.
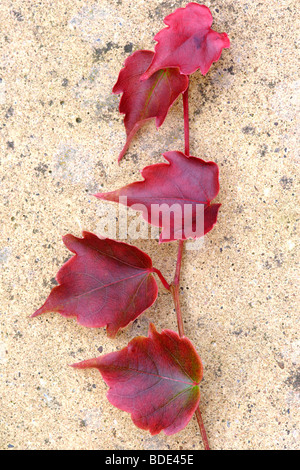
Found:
[170,244,210,450]
[170,240,185,337]
[183,82,190,156]
[169,85,211,450]
[171,85,189,336]
[195,409,210,451]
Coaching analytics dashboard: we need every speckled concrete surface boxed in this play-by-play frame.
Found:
[0,0,299,450]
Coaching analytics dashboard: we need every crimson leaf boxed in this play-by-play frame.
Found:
[142,2,230,80]
[32,232,158,337]
[113,49,189,162]
[72,323,203,435]
[96,150,220,242]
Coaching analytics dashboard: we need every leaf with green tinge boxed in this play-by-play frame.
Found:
[113,49,188,162]
[72,323,203,435]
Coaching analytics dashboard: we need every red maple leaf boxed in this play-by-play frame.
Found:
[142,3,230,79]
[113,49,188,162]
[72,323,203,435]
[96,151,220,242]
[32,232,158,337]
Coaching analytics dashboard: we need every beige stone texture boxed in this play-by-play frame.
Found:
[0,0,299,450]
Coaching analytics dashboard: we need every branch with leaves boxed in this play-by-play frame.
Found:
[32,3,230,450]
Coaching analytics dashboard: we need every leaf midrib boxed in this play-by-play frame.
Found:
[107,363,199,386]
[67,271,151,299]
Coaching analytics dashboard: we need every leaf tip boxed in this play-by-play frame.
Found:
[31,303,49,318]
[69,362,78,368]
[70,358,100,370]
[222,32,231,49]
[148,322,157,337]
[30,309,41,318]
[106,325,118,339]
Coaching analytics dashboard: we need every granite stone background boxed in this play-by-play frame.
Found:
[0,0,299,450]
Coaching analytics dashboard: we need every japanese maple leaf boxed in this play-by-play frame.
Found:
[72,323,203,435]
[113,49,188,162]
[96,151,220,242]
[31,232,158,337]
[141,3,230,80]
